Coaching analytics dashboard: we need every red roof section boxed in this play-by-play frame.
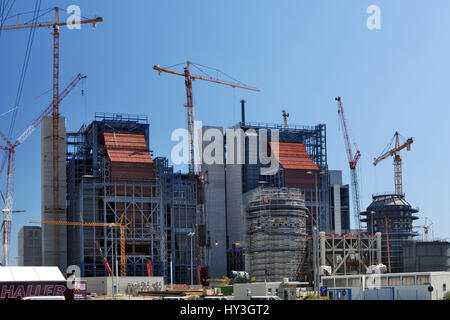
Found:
[269,141,319,171]
[103,132,153,164]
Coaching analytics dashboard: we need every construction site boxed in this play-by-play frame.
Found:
[0,3,449,302]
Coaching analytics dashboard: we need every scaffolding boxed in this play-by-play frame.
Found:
[305,232,382,279]
[66,113,201,283]
[238,122,330,233]
[360,193,419,273]
[245,187,308,282]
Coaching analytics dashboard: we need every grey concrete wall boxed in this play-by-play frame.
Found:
[201,126,227,278]
[403,241,450,272]
[18,226,42,266]
[225,163,244,247]
[83,276,165,295]
[41,117,67,272]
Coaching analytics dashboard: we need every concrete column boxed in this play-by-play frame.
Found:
[320,231,326,265]
[376,232,382,264]
[41,116,67,272]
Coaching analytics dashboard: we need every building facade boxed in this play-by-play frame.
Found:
[18,226,42,266]
[65,113,201,284]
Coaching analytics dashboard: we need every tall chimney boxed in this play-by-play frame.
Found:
[241,99,246,125]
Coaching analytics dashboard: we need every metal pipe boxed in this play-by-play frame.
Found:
[241,99,246,125]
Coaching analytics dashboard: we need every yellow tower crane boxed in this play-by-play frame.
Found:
[31,214,130,277]
[413,218,433,241]
[0,7,103,267]
[373,131,413,195]
[153,61,260,178]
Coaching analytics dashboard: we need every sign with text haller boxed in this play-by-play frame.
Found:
[0,281,86,300]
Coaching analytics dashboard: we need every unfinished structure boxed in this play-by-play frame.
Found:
[41,116,68,271]
[66,113,201,283]
[245,187,308,282]
[225,120,330,276]
[305,232,382,278]
[360,193,419,273]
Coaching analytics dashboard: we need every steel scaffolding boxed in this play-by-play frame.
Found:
[237,122,330,233]
[66,114,201,283]
[245,187,308,282]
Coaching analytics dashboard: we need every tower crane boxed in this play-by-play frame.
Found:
[413,218,433,241]
[282,110,289,128]
[335,97,362,230]
[0,7,103,267]
[153,61,260,178]
[373,131,413,195]
[31,214,131,277]
[0,73,86,266]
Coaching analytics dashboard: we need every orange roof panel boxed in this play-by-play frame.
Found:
[268,142,319,171]
[103,132,153,164]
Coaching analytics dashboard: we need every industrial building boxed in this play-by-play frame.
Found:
[360,193,419,273]
[222,112,331,276]
[323,271,450,300]
[63,113,203,284]
[328,170,350,235]
[199,126,227,279]
[403,241,450,272]
[196,107,357,281]
[18,226,42,267]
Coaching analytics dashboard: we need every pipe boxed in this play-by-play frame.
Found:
[241,99,246,125]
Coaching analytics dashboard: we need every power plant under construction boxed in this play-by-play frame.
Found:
[245,188,308,282]
[0,5,449,301]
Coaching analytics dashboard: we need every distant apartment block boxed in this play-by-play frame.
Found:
[18,226,42,266]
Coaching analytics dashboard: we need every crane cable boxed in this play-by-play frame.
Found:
[0,0,15,40]
[0,0,41,176]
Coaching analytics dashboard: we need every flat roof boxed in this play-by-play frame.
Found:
[0,267,65,282]
[323,271,450,279]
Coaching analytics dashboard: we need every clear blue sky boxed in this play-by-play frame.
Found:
[1,0,449,265]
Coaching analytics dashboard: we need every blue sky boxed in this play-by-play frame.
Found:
[1,0,449,265]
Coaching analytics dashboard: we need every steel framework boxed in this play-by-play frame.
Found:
[66,114,201,283]
[305,232,382,277]
[238,122,330,232]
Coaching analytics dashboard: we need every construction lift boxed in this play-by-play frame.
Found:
[0,7,103,267]
[373,131,413,195]
[31,214,131,277]
[153,61,260,178]
[0,73,86,266]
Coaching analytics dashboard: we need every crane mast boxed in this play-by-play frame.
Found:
[335,97,362,230]
[0,74,85,266]
[373,131,413,195]
[0,7,103,267]
[184,62,196,178]
[153,62,260,178]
